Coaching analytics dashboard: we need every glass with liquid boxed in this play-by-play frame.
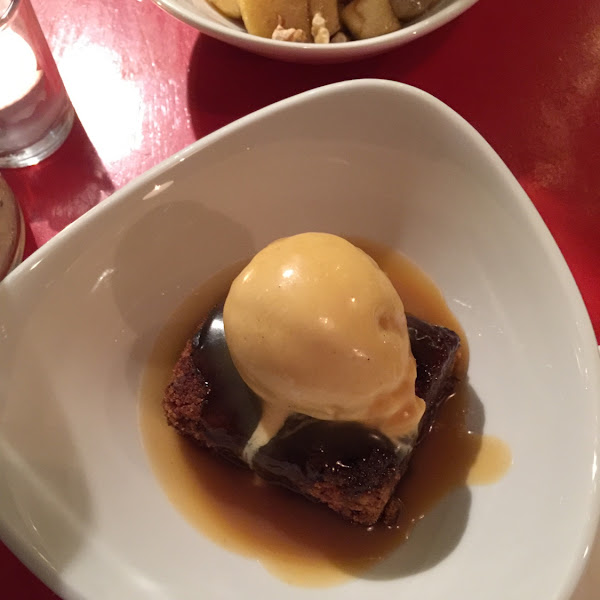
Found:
[0,0,74,168]
[0,176,25,278]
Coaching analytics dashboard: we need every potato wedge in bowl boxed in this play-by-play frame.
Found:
[152,0,478,62]
[208,0,438,43]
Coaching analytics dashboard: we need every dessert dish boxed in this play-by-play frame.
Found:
[205,0,439,43]
[163,233,461,527]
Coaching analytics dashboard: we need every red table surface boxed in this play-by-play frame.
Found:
[1,0,599,597]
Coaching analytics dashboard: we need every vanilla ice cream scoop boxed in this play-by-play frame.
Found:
[223,233,424,442]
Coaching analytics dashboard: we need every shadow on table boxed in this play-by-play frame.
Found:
[185,22,456,139]
[1,116,115,255]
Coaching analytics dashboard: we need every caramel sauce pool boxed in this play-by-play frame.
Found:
[139,240,511,587]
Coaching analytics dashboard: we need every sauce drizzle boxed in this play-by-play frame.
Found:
[139,241,511,586]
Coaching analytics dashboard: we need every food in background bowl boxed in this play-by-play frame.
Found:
[206,0,439,42]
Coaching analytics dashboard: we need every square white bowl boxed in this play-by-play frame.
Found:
[1,80,599,600]
[152,0,478,63]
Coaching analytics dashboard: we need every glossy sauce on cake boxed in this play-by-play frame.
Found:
[139,239,511,586]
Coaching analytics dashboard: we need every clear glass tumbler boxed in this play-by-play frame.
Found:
[0,0,74,168]
[0,176,25,279]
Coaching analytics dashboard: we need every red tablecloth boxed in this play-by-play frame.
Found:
[2,0,599,596]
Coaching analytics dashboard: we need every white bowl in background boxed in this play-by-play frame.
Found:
[152,0,478,63]
[1,80,599,600]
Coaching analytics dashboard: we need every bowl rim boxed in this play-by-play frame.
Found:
[1,79,599,600]
[151,0,479,58]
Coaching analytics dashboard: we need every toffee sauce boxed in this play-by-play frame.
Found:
[139,241,511,587]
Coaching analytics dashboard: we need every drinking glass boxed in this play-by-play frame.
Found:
[0,176,25,278]
[0,0,74,168]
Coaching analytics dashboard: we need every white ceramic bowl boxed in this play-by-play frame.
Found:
[152,0,478,63]
[1,80,599,600]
